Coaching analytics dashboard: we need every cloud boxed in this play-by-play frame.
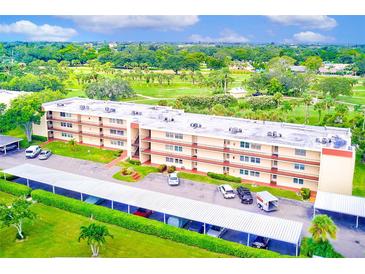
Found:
[0,20,77,41]
[267,15,337,30]
[64,16,199,33]
[189,29,249,43]
[286,31,335,44]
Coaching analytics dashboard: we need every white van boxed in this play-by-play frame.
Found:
[256,191,278,212]
[167,216,189,228]
[25,145,42,158]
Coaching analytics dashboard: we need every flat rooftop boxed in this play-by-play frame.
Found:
[43,97,353,151]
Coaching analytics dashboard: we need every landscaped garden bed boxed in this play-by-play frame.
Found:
[112,160,159,182]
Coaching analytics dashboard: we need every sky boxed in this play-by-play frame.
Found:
[0,15,364,44]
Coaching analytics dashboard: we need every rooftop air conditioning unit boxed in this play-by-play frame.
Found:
[57,103,65,107]
[267,131,273,137]
[80,105,86,110]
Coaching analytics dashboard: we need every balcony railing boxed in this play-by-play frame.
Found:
[142,149,319,181]
[143,137,321,166]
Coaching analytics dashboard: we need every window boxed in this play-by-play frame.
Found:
[61,132,73,138]
[295,149,306,156]
[110,129,124,136]
[109,118,123,124]
[293,178,304,185]
[251,143,261,150]
[111,140,124,147]
[174,146,182,152]
[166,132,183,139]
[166,157,174,163]
[165,145,173,150]
[60,112,71,118]
[174,158,183,164]
[240,169,249,175]
[250,171,260,177]
[294,163,305,170]
[250,157,260,164]
[60,122,72,128]
[240,155,249,162]
[240,142,250,148]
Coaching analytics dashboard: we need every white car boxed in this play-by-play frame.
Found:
[218,184,236,199]
[25,145,42,158]
[168,172,180,186]
[206,225,227,238]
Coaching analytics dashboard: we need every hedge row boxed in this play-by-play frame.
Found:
[0,179,32,197]
[31,189,284,258]
[207,172,242,183]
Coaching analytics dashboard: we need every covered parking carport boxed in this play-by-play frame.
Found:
[3,164,304,256]
[314,191,365,229]
[0,135,22,155]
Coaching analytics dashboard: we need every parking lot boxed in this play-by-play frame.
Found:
[1,150,365,257]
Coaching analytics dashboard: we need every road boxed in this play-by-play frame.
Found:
[0,150,364,257]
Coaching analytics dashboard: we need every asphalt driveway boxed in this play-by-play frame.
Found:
[1,150,364,257]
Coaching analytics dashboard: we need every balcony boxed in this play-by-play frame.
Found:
[81,131,103,138]
[143,137,320,166]
[48,117,81,123]
[80,120,103,127]
[103,134,127,141]
[142,149,319,181]
[102,124,127,130]
[49,127,81,135]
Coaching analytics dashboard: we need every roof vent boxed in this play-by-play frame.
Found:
[57,103,65,107]
[190,123,202,129]
[229,127,242,134]
[131,110,142,115]
[163,116,175,122]
[267,131,273,137]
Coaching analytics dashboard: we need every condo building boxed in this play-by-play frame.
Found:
[34,97,356,195]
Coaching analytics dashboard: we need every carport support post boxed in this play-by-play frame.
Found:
[26,178,29,187]
[111,200,114,210]
[52,185,55,194]
[127,204,130,214]
[356,216,359,228]
[203,223,206,234]
[80,193,83,201]
[247,234,250,246]
[295,242,299,257]
[163,213,166,224]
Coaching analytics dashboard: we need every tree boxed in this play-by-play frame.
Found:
[272,92,283,107]
[78,223,113,257]
[0,103,6,115]
[85,78,135,101]
[0,197,36,240]
[302,93,312,124]
[4,90,64,142]
[267,78,285,95]
[314,101,326,122]
[309,214,337,243]
[303,56,323,72]
[316,77,353,99]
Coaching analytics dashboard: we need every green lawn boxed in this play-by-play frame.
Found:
[0,192,229,258]
[113,162,159,182]
[3,128,43,148]
[41,141,120,163]
[177,172,302,201]
[353,153,365,197]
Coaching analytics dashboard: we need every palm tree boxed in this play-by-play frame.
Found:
[79,223,113,257]
[314,101,326,123]
[302,93,312,124]
[309,215,337,243]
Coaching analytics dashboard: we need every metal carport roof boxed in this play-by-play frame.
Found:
[314,191,365,220]
[3,163,303,245]
[0,135,22,147]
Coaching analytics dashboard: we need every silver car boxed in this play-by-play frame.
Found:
[38,150,52,160]
[207,225,227,238]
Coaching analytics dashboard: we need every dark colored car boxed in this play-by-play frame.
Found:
[251,236,270,249]
[186,221,204,234]
[237,186,253,204]
[252,91,262,97]
[133,208,153,218]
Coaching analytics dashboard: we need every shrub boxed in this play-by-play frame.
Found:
[207,172,241,183]
[32,135,48,142]
[113,150,123,157]
[127,158,141,166]
[300,188,311,200]
[301,237,343,258]
[121,167,133,176]
[31,190,284,258]
[167,166,176,173]
[0,179,31,197]
[158,164,167,172]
